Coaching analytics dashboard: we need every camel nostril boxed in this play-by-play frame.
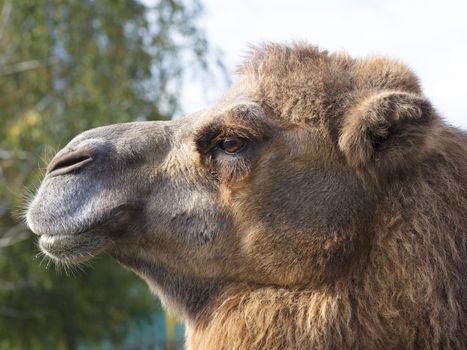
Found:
[47,151,93,177]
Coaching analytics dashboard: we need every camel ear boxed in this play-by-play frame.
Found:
[338,91,437,182]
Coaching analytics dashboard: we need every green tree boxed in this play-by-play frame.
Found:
[0,0,214,348]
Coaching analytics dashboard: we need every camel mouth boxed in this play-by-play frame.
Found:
[29,200,133,264]
[39,230,111,263]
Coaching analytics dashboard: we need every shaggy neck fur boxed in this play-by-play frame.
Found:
[186,128,466,350]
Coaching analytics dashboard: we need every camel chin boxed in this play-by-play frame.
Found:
[38,231,110,263]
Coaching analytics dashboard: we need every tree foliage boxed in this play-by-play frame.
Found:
[0,0,212,348]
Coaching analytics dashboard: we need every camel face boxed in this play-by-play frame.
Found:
[27,76,372,291]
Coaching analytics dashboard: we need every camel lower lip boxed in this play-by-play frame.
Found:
[39,231,109,263]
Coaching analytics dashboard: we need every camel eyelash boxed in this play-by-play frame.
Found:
[195,124,256,156]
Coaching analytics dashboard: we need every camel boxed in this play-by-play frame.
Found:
[26,43,466,349]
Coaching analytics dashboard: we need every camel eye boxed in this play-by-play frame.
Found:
[219,137,245,154]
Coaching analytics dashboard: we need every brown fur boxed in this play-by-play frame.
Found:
[27,43,466,349]
[190,130,466,350]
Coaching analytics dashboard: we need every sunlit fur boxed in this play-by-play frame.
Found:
[27,43,466,349]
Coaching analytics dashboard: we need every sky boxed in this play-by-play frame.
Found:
[165,0,467,128]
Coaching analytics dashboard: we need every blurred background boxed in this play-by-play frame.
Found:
[0,1,465,349]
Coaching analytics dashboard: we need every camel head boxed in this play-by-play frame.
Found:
[26,44,441,322]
